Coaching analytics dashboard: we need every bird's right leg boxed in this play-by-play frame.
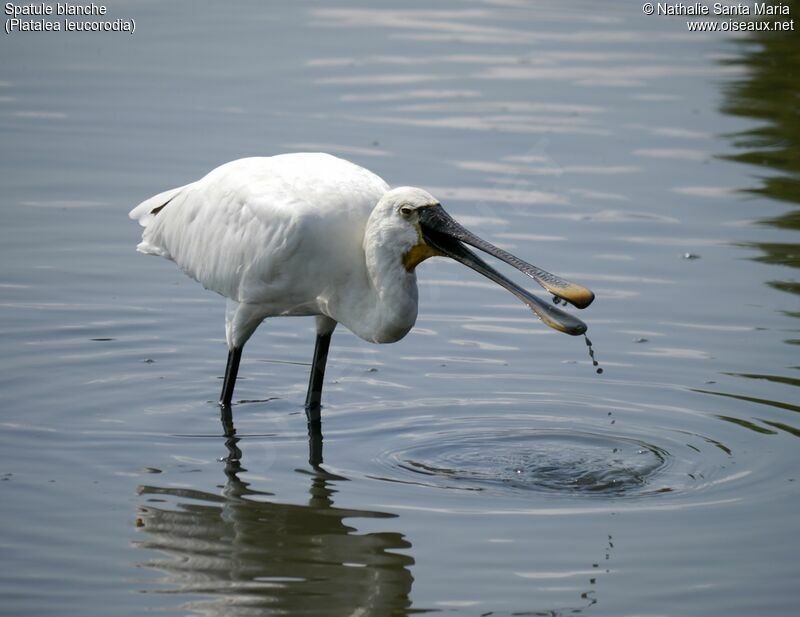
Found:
[304,317,336,468]
[307,413,323,468]
[304,316,337,421]
[304,332,332,420]
[304,333,331,467]
[220,300,263,407]
[220,346,242,407]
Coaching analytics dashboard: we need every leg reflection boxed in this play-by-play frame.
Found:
[222,402,324,470]
[219,404,242,462]
[134,407,414,616]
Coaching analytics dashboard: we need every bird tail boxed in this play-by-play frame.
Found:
[129,184,191,228]
[129,183,194,257]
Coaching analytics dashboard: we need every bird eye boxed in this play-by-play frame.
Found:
[399,206,414,218]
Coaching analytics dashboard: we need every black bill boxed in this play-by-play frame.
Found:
[418,204,591,336]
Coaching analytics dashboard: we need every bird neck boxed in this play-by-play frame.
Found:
[344,224,419,344]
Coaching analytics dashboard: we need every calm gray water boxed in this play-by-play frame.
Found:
[1,1,798,615]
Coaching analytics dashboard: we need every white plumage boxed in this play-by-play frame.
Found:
[131,153,593,409]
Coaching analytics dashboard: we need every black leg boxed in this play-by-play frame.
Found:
[307,417,323,469]
[304,331,332,415]
[305,332,332,469]
[220,346,242,407]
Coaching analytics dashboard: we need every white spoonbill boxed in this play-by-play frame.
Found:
[130,153,594,410]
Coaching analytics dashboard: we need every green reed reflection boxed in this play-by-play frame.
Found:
[722,0,800,205]
[722,0,800,298]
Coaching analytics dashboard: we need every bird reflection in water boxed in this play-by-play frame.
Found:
[134,407,414,616]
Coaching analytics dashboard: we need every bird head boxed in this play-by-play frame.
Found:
[373,186,595,336]
[370,186,443,271]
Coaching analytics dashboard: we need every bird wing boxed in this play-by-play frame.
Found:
[129,154,389,305]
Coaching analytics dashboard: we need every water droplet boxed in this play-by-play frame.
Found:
[583,334,603,375]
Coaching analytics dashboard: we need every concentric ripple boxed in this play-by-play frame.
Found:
[349,393,748,502]
[385,429,669,497]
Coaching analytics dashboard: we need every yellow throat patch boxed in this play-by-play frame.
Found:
[403,224,442,271]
